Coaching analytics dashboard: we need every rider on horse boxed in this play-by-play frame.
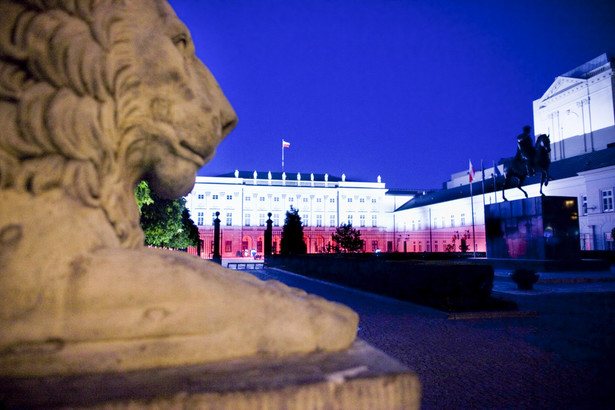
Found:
[517,125,535,176]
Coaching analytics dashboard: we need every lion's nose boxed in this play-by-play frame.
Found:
[219,100,237,139]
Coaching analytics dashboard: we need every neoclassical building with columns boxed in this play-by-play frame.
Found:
[395,53,615,252]
[184,170,417,258]
[186,54,615,256]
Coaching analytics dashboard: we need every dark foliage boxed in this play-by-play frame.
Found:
[280,208,307,254]
[268,254,517,312]
[510,268,539,290]
[332,223,363,253]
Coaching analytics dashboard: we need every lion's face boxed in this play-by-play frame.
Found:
[119,1,237,198]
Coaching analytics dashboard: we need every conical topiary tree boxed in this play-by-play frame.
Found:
[280,208,307,254]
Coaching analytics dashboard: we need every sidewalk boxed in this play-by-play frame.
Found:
[493,266,615,295]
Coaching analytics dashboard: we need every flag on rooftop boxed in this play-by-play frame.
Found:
[469,160,476,183]
[282,140,290,148]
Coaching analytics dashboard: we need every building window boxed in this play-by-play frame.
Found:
[244,214,251,226]
[289,197,294,202]
[360,215,366,227]
[450,215,455,227]
[274,196,280,202]
[348,198,352,203]
[372,240,378,252]
[245,196,251,201]
[259,213,266,226]
[360,198,365,203]
[434,240,438,252]
[303,214,309,226]
[212,212,217,224]
[273,213,280,226]
[372,215,377,227]
[372,199,377,203]
[330,215,336,227]
[417,220,422,230]
[316,198,322,203]
[197,194,204,199]
[212,194,218,200]
[197,212,204,225]
[226,213,232,226]
[225,241,232,253]
[433,218,437,229]
[330,198,335,203]
[582,195,588,215]
[259,196,265,202]
[461,213,466,226]
[602,189,614,212]
[412,220,415,231]
[226,194,232,200]
[303,197,308,203]
[316,214,322,227]
[348,215,353,225]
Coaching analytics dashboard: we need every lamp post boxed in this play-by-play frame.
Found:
[212,211,221,265]
[264,212,273,262]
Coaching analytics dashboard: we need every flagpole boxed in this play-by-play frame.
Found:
[481,159,486,210]
[492,160,497,203]
[470,178,476,257]
[282,140,284,171]
[469,159,476,257]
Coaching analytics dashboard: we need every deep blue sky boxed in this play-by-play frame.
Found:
[170,0,614,189]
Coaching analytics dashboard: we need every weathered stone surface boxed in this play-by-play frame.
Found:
[0,340,421,409]
[0,0,358,375]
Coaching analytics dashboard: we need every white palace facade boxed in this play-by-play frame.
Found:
[184,171,417,258]
[186,54,615,256]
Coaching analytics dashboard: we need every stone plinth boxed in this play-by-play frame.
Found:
[0,340,421,409]
[485,196,580,260]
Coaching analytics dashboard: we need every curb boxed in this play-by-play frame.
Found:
[447,310,539,320]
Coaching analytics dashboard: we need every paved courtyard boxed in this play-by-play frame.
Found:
[247,265,615,409]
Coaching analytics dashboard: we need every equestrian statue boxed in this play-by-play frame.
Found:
[502,126,552,201]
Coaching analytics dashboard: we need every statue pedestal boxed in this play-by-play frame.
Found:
[0,340,420,409]
[485,196,581,260]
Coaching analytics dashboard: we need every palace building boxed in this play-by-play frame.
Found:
[184,171,417,258]
[186,54,615,256]
[394,53,615,252]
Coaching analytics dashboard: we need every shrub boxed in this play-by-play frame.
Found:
[510,268,539,290]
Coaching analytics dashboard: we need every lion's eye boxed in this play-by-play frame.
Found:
[172,33,188,52]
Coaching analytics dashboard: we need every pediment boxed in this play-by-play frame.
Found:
[538,76,585,103]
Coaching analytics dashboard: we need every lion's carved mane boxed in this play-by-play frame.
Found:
[0,0,154,247]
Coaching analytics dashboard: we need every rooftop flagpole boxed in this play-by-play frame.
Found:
[282,139,290,171]
[469,160,476,257]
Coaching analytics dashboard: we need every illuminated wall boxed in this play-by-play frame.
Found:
[533,53,615,161]
[184,171,414,257]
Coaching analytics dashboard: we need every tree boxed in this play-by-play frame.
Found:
[332,223,363,253]
[280,208,307,254]
[459,237,470,253]
[136,181,200,249]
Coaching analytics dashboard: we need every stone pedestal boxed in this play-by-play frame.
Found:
[485,196,580,260]
[0,340,420,409]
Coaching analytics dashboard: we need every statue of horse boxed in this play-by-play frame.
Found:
[534,134,552,193]
[502,134,551,201]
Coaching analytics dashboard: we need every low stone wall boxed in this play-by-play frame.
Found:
[267,254,496,312]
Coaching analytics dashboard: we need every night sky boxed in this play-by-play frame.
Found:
[170,0,615,189]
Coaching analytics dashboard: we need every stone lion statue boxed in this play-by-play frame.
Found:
[0,0,357,376]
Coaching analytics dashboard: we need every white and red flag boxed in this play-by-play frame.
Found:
[282,139,290,148]
[469,160,476,183]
